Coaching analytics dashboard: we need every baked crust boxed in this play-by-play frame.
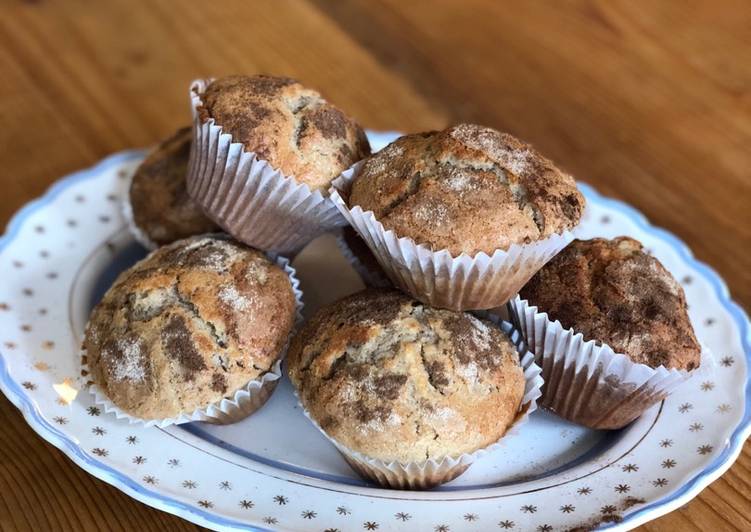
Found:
[287,289,525,463]
[197,75,370,191]
[349,124,584,255]
[520,237,701,370]
[84,235,296,419]
[129,127,219,245]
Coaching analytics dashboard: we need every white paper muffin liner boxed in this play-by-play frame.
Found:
[334,230,392,289]
[121,191,159,251]
[329,162,575,310]
[82,253,304,428]
[293,319,544,489]
[185,79,347,256]
[508,296,713,430]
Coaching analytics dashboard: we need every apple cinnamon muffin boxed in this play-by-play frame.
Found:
[128,127,218,247]
[287,289,525,487]
[348,124,584,256]
[83,235,297,421]
[196,75,370,191]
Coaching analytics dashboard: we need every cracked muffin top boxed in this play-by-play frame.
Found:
[348,124,585,255]
[83,235,296,419]
[196,75,371,191]
[129,126,219,246]
[287,289,525,463]
[520,237,701,370]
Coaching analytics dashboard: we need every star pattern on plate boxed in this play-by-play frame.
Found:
[720,356,735,367]
[132,456,146,465]
[168,458,180,467]
[126,435,138,445]
[689,422,704,432]
[560,504,575,513]
[697,445,714,455]
[537,525,553,532]
[652,478,668,487]
[219,481,231,490]
[86,406,101,416]
[363,521,379,530]
[262,517,277,525]
[337,506,351,516]
[434,525,450,532]
[521,504,537,513]
[239,500,254,509]
[394,512,410,521]
[91,448,108,457]
[577,487,592,495]
[301,510,317,519]
[659,438,674,448]
[182,480,197,489]
[274,495,288,505]
[716,403,732,414]
[678,403,693,413]
[464,513,478,521]
[700,381,715,391]
[21,381,36,390]
[614,484,630,493]
[600,505,617,514]
[621,464,638,473]
[662,459,677,469]
[198,500,213,509]
[498,520,515,529]
[91,426,106,436]
[53,416,68,425]
[143,475,157,485]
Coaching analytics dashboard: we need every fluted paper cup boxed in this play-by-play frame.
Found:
[329,162,574,310]
[335,229,392,288]
[508,296,712,430]
[81,254,304,427]
[185,79,347,256]
[293,320,543,489]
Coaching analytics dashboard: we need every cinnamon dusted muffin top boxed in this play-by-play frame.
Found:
[348,124,585,256]
[520,237,701,370]
[287,289,525,463]
[196,75,371,191]
[129,127,219,246]
[83,235,297,419]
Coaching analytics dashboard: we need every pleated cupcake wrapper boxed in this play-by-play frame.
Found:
[185,79,347,256]
[329,162,574,310]
[81,253,305,428]
[293,320,543,489]
[334,230,392,289]
[508,296,714,430]
[121,192,159,251]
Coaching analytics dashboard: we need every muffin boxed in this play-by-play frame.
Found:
[187,75,370,254]
[330,124,584,310]
[287,289,537,489]
[512,237,702,429]
[336,227,391,288]
[83,235,300,425]
[126,127,219,248]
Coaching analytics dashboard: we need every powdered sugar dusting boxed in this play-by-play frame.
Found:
[414,202,449,225]
[219,285,254,312]
[109,340,145,382]
[467,315,492,351]
[450,124,532,176]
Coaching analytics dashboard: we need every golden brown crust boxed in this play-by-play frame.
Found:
[520,237,701,370]
[287,289,525,462]
[197,75,371,191]
[349,124,585,255]
[84,235,296,419]
[129,127,219,245]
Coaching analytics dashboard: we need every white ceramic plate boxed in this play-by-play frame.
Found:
[0,132,748,532]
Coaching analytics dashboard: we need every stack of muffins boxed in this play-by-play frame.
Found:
[84,74,704,490]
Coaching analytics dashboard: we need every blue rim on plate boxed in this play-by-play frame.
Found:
[0,148,749,531]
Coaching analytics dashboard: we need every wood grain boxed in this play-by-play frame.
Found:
[0,0,748,530]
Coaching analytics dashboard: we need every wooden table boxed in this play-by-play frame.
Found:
[0,1,748,530]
